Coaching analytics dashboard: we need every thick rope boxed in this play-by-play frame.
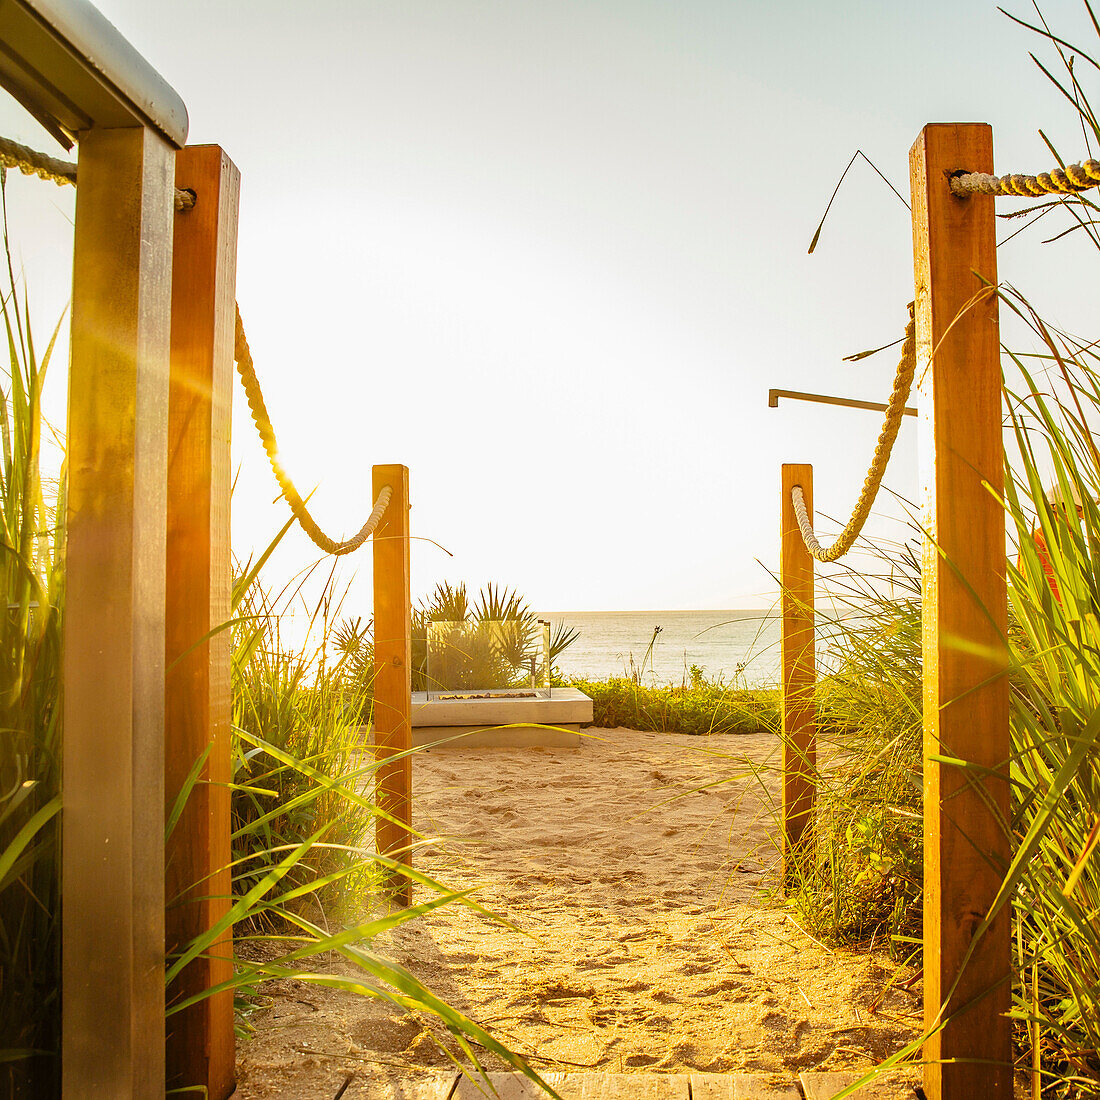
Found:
[0,134,75,186]
[0,134,195,209]
[790,304,916,563]
[950,159,1100,198]
[0,130,387,550]
[0,132,386,554]
[234,306,391,555]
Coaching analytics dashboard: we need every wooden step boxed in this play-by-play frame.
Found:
[452,1071,682,1097]
[799,1071,914,1099]
[404,1069,919,1099]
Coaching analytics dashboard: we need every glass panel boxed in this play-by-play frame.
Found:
[426,619,552,700]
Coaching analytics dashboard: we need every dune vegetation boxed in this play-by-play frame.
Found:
[5,6,1100,1099]
[0,214,543,1096]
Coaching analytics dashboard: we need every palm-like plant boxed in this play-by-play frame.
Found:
[407,581,575,694]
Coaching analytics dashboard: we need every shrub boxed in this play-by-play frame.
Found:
[782,559,924,950]
[574,674,779,736]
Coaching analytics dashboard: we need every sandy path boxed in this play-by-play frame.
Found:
[235,729,921,1098]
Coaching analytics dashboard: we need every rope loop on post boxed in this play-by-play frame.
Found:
[950,159,1100,198]
[0,130,386,556]
[790,303,916,563]
[1,129,933,560]
[234,306,391,555]
[0,133,195,208]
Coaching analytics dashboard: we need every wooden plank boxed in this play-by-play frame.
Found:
[393,1074,462,1099]
[692,1072,802,1099]
[63,125,175,1095]
[780,462,816,885]
[800,1070,915,1099]
[583,1076,685,1099]
[909,123,1012,1100]
[165,144,240,1099]
[305,1073,460,1100]
[688,1076,737,1100]
[451,1071,559,1098]
[373,463,413,904]
[448,1074,818,1099]
[451,1073,691,1099]
[689,1075,737,1100]
[345,1072,460,1099]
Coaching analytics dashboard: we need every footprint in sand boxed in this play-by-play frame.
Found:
[696,977,744,996]
[443,951,482,965]
[676,960,712,976]
[791,1019,811,1047]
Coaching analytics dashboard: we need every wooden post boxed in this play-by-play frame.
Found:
[373,464,412,905]
[780,464,816,885]
[165,145,240,1099]
[910,123,1011,1100]
[63,126,175,1096]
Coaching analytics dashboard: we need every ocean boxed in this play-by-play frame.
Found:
[540,609,781,687]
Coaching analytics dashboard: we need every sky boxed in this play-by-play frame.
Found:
[1,0,1099,618]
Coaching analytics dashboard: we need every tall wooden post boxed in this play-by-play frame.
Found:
[780,464,816,885]
[165,145,240,1099]
[63,126,175,1096]
[910,123,1011,1100]
[373,464,412,905]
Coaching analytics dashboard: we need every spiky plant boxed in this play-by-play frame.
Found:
[0,184,65,1095]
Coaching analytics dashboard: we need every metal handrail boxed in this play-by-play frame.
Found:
[0,0,188,148]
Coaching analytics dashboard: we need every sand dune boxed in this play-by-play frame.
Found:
[235,728,921,1098]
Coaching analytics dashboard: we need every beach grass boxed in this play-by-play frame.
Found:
[780,553,924,953]
[0,203,547,1097]
[169,547,551,1092]
[777,9,1100,1093]
[0,208,64,1096]
[573,674,779,736]
[778,296,1100,1095]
